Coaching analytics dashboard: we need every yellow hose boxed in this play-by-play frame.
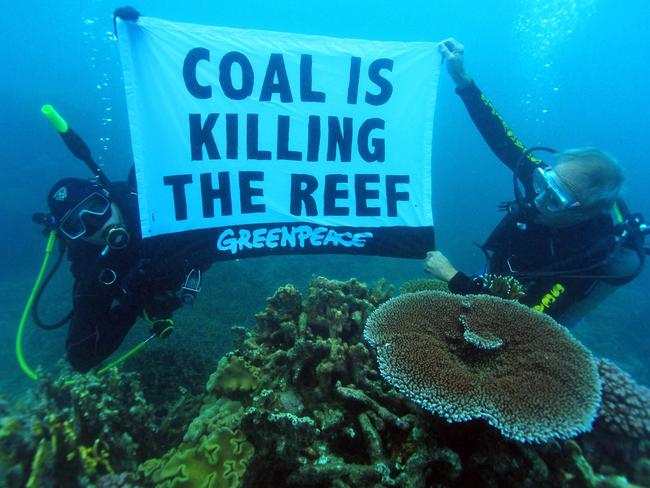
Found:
[96,336,154,375]
[16,230,58,380]
[17,229,167,378]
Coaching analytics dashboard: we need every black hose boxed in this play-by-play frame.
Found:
[32,241,73,329]
[512,146,557,215]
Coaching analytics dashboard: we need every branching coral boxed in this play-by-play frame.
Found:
[364,290,602,443]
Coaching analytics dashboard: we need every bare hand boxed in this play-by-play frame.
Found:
[424,251,459,282]
[438,37,471,89]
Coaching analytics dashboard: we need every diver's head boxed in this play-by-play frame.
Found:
[47,178,126,246]
[533,148,624,227]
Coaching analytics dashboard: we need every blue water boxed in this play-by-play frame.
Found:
[1,0,649,392]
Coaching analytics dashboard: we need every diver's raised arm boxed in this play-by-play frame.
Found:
[438,38,540,182]
[438,38,472,90]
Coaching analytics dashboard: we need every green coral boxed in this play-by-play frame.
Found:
[0,364,201,487]
[207,355,260,397]
[139,427,254,488]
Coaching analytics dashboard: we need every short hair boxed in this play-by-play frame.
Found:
[555,148,624,212]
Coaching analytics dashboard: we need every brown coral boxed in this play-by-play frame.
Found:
[364,290,601,443]
[595,358,650,439]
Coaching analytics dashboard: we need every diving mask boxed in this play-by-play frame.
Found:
[58,191,112,239]
[532,167,581,213]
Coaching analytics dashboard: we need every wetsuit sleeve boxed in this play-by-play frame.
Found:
[448,271,487,295]
[66,278,141,372]
[456,81,543,189]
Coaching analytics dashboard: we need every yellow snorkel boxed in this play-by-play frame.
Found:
[41,104,111,186]
[18,105,172,380]
[17,104,105,380]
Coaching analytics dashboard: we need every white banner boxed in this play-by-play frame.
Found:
[117,16,438,259]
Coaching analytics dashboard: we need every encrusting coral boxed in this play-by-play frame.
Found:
[577,358,650,479]
[594,358,650,439]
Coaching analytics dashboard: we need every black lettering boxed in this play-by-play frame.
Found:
[246,114,272,160]
[239,171,265,214]
[260,53,293,102]
[324,174,349,216]
[226,113,238,159]
[183,48,211,99]
[290,174,318,216]
[327,117,352,162]
[366,58,394,106]
[358,118,385,162]
[163,174,193,220]
[307,115,320,162]
[386,175,410,217]
[219,52,254,100]
[200,172,232,217]
[277,115,302,161]
[300,55,325,102]
[189,113,220,161]
[347,56,361,104]
[355,174,380,216]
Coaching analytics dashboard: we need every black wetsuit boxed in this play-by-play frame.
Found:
[447,81,641,322]
[66,179,218,372]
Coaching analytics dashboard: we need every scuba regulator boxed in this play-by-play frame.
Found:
[500,146,558,224]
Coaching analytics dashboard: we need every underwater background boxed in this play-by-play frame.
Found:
[2,0,648,391]
[1,0,649,440]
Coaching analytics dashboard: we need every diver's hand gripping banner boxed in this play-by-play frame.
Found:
[116,16,438,259]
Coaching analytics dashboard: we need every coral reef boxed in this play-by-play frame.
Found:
[0,365,202,487]
[2,276,649,487]
[365,290,601,443]
[136,277,646,487]
[578,358,650,481]
[594,358,650,439]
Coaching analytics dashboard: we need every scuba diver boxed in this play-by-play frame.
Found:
[29,107,216,374]
[425,38,649,323]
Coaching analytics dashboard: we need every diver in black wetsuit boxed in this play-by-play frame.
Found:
[44,172,217,372]
[425,38,647,323]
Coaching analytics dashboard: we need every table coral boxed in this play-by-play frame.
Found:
[364,290,601,443]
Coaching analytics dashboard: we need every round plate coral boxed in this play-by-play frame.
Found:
[364,290,601,443]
